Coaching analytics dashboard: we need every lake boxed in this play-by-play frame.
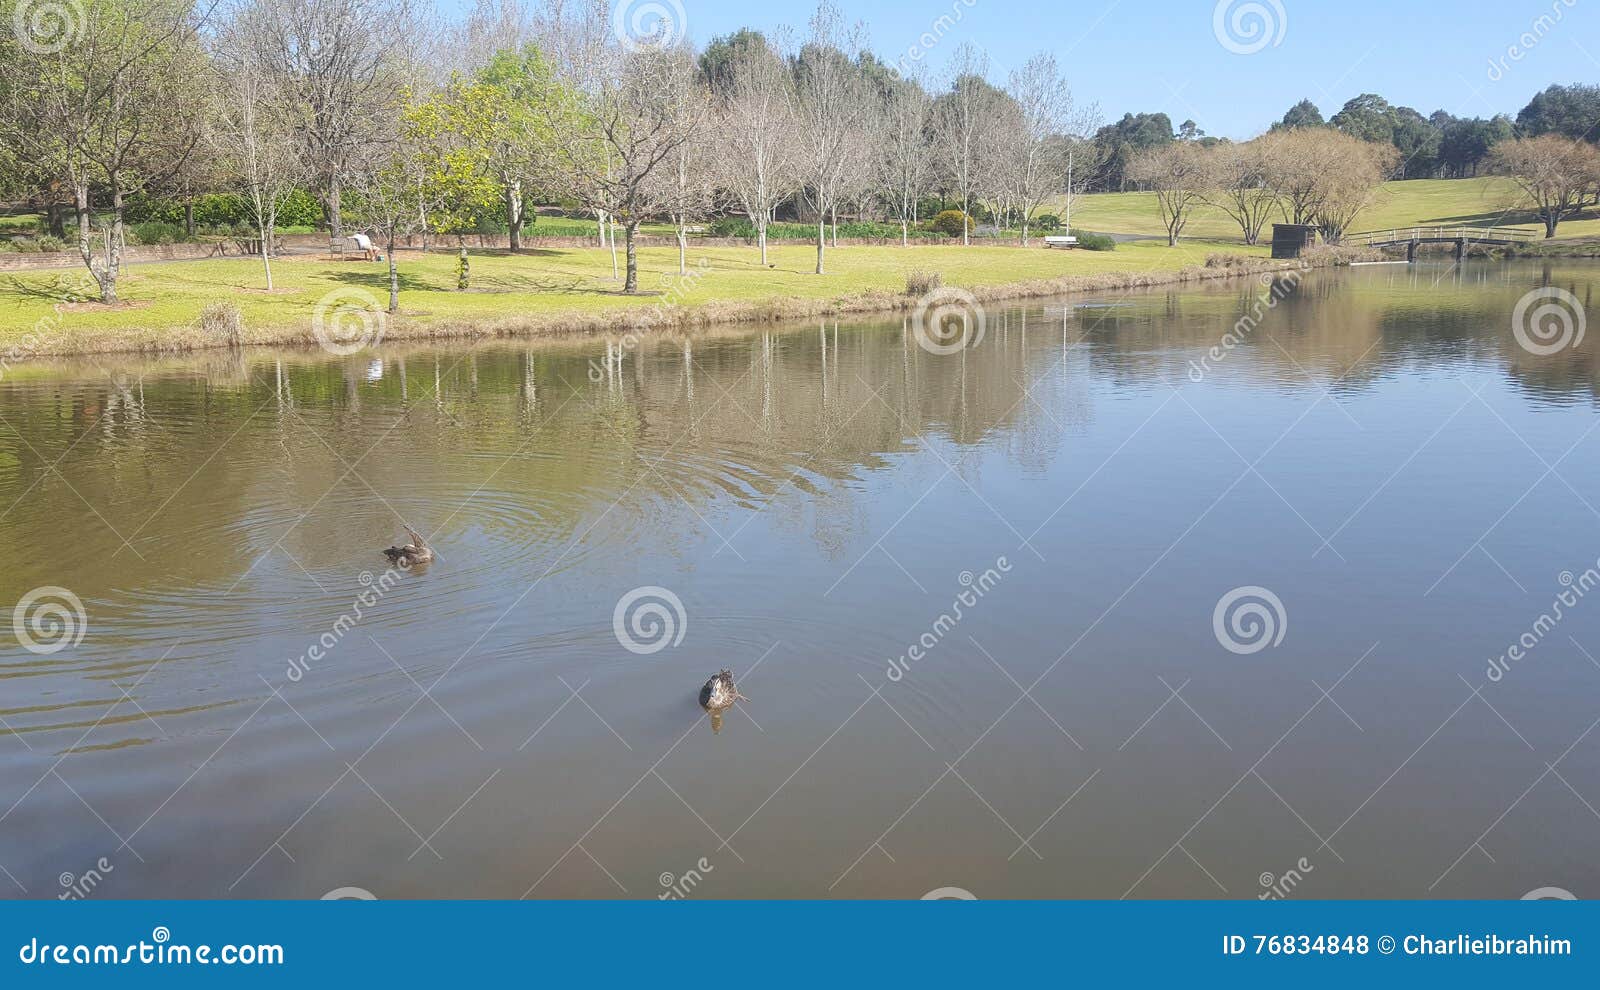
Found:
[3,259,1599,900]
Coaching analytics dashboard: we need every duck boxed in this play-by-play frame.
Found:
[383,526,434,567]
[699,669,747,712]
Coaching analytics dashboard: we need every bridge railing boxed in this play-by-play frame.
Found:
[1345,225,1540,245]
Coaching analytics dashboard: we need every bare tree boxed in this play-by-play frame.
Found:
[1003,53,1090,245]
[931,43,1002,246]
[1203,138,1278,245]
[1308,134,1399,241]
[1128,142,1208,246]
[211,22,307,288]
[790,1,872,274]
[449,0,538,73]
[652,124,716,275]
[539,20,705,293]
[346,118,438,313]
[1490,135,1600,238]
[714,35,796,265]
[234,0,422,240]
[875,71,932,247]
[1262,127,1327,225]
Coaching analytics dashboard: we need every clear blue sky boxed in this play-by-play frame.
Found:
[443,0,1600,138]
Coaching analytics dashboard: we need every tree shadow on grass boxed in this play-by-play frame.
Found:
[2,273,97,303]
[1417,208,1545,228]
[326,269,437,294]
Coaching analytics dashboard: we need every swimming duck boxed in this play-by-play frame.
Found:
[383,526,434,567]
[699,669,747,712]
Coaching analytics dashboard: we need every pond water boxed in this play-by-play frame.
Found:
[3,259,1600,900]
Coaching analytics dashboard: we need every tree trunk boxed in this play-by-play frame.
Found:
[1545,216,1558,238]
[609,218,619,279]
[815,218,826,275]
[901,219,908,247]
[758,219,768,265]
[259,217,274,291]
[46,202,66,238]
[507,181,523,252]
[458,246,470,290]
[101,190,125,303]
[676,220,687,275]
[624,221,640,293]
[961,194,970,246]
[387,231,399,312]
[830,205,838,247]
[1021,219,1030,247]
[325,176,343,240]
[183,197,195,239]
[72,184,105,300]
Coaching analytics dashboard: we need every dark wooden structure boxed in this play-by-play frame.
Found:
[1270,223,1320,259]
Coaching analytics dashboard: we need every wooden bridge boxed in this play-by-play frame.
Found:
[1347,225,1538,261]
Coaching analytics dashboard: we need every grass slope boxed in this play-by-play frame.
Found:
[1069,176,1600,242]
[0,237,1264,351]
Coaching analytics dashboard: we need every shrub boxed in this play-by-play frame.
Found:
[1204,252,1255,269]
[1069,229,1115,251]
[904,269,942,295]
[708,215,756,238]
[130,221,183,245]
[198,302,243,345]
[9,238,41,253]
[931,210,973,237]
[34,235,64,252]
[1034,214,1062,231]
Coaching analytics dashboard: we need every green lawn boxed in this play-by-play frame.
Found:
[1069,176,1600,242]
[1,237,1264,351]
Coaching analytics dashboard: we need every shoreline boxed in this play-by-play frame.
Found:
[9,246,1378,363]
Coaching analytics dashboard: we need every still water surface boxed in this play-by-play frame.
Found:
[3,260,1600,899]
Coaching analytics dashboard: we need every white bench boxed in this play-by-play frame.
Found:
[1043,235,1078,249]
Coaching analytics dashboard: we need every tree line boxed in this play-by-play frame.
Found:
[0,0,1596,311]
[0,0,1099,306]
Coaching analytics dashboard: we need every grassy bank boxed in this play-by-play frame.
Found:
[1070,176,1600,242]
[0,238,1315,358]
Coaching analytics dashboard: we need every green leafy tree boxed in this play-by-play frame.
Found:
[1517,84,1600,143]
[407,46,559,253]
[0,0,208,303]
[1271,99,1325,131]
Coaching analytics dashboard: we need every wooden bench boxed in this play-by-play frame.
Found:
[1043,235,1078,249]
